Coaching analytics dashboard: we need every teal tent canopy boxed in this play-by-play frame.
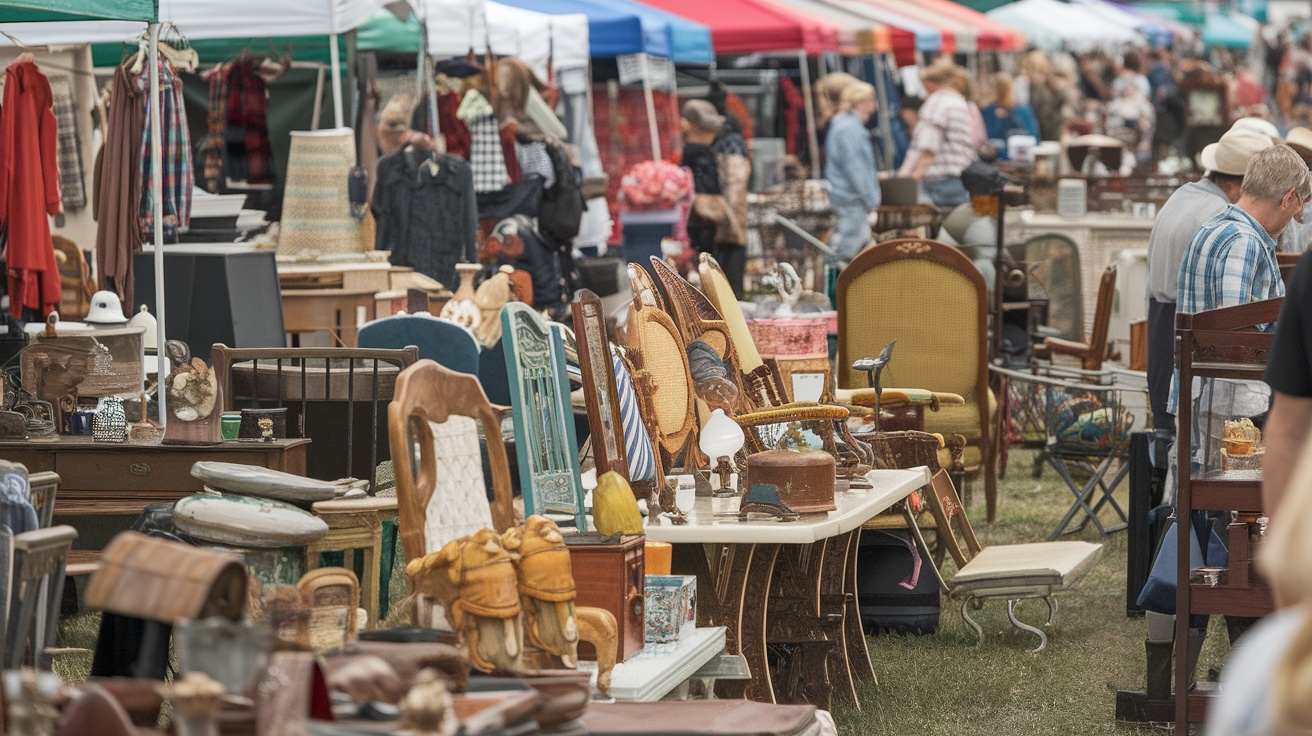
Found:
[1204,12,1253,48]
[356,8,423,54]
[0,0,157,23]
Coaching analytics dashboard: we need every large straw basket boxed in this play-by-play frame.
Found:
[279,128,363,256]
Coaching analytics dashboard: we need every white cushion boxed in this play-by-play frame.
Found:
[951,541,1103,596]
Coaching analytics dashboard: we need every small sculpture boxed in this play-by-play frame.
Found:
[399,669,453,736]
[591,472,644,536]
[166,672,224,736]
[407,529,524,672]
[761,262,802,317]
[503,515,580,669]
[162,340,222,445]
[258,417,274,442]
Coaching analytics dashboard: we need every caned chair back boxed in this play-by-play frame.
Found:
[389,360,514,565]
[836,239,987,404]
[699,253,765,374]
[297,567,360,653]
[501,304,586,529]
[624,264,697,473]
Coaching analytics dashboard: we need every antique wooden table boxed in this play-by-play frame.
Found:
[281,288,377,347]
[0,437,310,517]
[643,467,929,709]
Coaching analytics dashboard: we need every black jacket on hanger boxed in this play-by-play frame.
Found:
[372,149,478,289]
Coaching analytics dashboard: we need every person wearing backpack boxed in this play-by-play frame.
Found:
[981,73,1039,160]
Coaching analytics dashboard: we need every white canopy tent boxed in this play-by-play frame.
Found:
[423,0,590,78]
[987,0,1143,50]
[0,0,383,126]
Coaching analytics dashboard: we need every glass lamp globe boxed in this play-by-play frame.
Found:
[699,408,745,460]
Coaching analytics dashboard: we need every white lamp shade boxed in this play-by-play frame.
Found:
[699,408,745,459]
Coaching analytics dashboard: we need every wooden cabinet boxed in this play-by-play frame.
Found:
[1173,298,1279,732]
[568,534,646,663]
[0,437,309,517]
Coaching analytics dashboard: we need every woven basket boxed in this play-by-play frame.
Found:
[279,129,363,256]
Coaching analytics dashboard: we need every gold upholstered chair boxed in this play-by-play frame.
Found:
[836,239,999,521]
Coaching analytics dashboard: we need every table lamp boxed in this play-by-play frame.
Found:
[699,409,745,496]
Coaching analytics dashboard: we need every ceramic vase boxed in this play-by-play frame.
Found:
[92,396,128,443]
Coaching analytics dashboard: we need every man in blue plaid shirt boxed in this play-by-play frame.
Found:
[1168,145,1311,496]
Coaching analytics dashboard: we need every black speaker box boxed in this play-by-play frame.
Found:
[857,530,941,635]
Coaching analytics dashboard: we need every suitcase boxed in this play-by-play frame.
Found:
[857,530,941,635]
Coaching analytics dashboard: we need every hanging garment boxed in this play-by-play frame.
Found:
[0,58,63,320]
[372,149,478,289]
[196,63,229,192]
[779,75,803,159]
[515,140,555,189]
[138,56,192,243]
[48,74,86,211]
[458,90,509,193]
[94,63,144,307]
[500,125,522,184]
[436,90,471,160]
[223,57,273,188]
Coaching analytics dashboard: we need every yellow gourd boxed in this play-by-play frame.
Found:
[591,471,644,535]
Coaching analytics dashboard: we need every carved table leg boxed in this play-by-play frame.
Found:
[672,542,778,703]
[843,529,877,684]
[768,544,834,710]
[819,533,860,706]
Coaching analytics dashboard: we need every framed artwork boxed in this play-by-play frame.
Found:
[571,290,629,482]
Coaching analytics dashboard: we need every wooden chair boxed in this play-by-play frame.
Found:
[1008,233,1083,343]
[7,525,76,669]
[500,304,587,530]
[1034,264,1118,371]
[297,567,360,653]
[910,470,1102,652]
[572,289,632,483]
[836,239,999,521]
[388,359,515,565]
[359,314,481,375]
[211,345,420,488]
[52,235,94,323]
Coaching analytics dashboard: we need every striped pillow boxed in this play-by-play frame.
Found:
[612,348,655,482]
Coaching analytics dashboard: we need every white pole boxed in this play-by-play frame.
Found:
[329,0,345,129]
[148,23,168,428]
[797,50,820,174]
[641,54,660,160]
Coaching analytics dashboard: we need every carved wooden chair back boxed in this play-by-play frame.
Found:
[572,290,630,482]
[922,469,982,570]
[501,304,587,530]
[628,262,665,311]
[1086,264,1118,370]
[297,567,360,653]
[52,235,94,322]
[389,360,514,565]
[359,314,481,375]
[7,525,75,669]
[212,345,420,489]
[27,471,58,529]
[624,264,698,480]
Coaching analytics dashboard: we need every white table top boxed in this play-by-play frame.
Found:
[643,467,929,545]
[580,626,727,702]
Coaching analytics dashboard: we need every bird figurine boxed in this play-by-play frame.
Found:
[591,471,644,535]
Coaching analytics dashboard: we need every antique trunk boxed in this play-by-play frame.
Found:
[567,534,645,662]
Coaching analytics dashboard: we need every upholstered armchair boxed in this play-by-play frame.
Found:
[836,239,999,521]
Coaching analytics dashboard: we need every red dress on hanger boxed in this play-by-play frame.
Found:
[0,58,62,319]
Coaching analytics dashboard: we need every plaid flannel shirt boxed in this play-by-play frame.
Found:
[1168,204,1285,414]
[48,75,85,210]
[138,57,192,241]
[908,88,977,179]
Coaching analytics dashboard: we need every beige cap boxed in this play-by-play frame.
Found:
[1287,127,1312,170]
[681,99,725,133]
[1199,128,1275,176]
[1230,116,1281,141]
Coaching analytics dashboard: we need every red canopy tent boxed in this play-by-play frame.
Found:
[638,0,841,54]
[916,0,1023,50]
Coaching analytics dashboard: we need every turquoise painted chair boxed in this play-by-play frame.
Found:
[358,314,481,376]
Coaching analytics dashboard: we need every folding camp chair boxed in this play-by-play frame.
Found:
[992,365,1135,540]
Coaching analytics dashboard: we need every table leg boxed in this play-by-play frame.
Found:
[768,543,835,710]
[843,530,877,685]
[671,541,778,703]
[361,541,380,629]
[819,532,860,706]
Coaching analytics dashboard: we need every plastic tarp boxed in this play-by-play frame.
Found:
[986,0,1143,49]
[637,0,838,54]
[763,0,903,58]
[1204,11,1255,48]
[1069,0,1171,46]
[0,0,157,22]
[497,0,653,58]
[423,0,590,75]
[0,0,380,46]
[847,0,978,53]
[822,0,943,53]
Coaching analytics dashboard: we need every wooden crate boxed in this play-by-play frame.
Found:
[568,534,645,663]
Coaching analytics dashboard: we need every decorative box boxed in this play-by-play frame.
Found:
[644,575,696,644]
[567,534,645,662]
[747,318,829,358]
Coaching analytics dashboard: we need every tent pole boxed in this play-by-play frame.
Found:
[797,50,820,173]
[641,54,661,160]
[148,22,168,428]
[329,0,344,129]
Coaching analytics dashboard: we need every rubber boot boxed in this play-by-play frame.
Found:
[1185,627,1207,691]
[1145,640,1173,700]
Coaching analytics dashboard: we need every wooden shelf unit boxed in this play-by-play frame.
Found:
[1173,298,1281,733]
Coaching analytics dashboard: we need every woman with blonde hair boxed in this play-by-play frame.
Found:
[823,82,880,262]
[899,58,976,207]
[1208,441,1312,734]
[982,73,1039,159]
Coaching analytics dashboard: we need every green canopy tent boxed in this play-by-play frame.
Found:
[0,0,176,422]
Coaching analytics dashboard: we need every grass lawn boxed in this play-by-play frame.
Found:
[56,448,1231,735]
[832,449,1231,735]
